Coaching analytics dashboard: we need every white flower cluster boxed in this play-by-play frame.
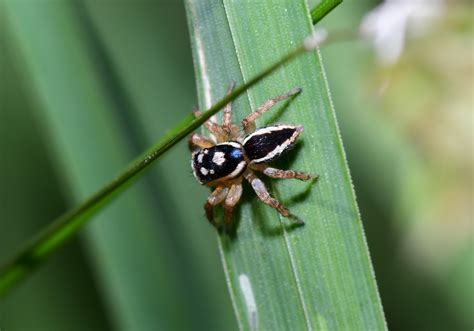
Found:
[360,0,444,65]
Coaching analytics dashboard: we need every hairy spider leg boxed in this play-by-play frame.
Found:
[251,164,317,181]
[224,183,243,224]
[193,108,227,143]
[244,171,304,224]
[222,80,236,136]
[188,133,215,151]
[204,186,229,225]
[242,87,302,134]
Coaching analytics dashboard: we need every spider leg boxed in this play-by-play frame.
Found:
[251,164,317,181]
[193,108,226,142]
[223,183,243,224]
[242,87,301,134]
[204,186,229,226]
[244,171,304,224]
[222,80,236,135]
[188,133,214,151]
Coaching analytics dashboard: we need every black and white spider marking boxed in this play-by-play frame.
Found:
[189,81,317,227]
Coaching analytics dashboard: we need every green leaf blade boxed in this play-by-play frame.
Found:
[186,1,386,330]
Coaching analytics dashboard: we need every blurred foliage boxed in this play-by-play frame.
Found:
[320,1,473,330]
[0,15,110,331]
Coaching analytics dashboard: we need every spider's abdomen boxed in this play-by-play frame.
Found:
[243,125,303,164]
[192,142,246,184]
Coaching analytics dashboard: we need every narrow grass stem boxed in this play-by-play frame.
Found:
[311,0,343,25]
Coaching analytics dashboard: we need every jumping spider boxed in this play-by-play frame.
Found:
[189,81,316,228]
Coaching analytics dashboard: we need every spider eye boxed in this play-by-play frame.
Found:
[230,149,242,159]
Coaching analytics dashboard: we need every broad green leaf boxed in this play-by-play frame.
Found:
[185,1,387,330]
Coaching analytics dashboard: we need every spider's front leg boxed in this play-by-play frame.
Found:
[188,133,214,151]
[251,164,317,181]
[242,88,302,134]
[222,80,236,136]
[204,186,229,226]
[244,171,304,224]
[193,108,226,143]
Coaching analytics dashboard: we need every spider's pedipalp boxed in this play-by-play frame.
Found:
[244,171,304,224]
[242,87,302,134]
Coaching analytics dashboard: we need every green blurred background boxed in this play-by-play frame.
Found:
[0,1,472,330]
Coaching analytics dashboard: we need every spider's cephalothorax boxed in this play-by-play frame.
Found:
[192,142,246,184]
[189,82,317,227]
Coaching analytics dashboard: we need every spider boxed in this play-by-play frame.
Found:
[189,81,316,228]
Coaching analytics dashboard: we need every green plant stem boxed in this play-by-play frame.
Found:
[311,0,343,25]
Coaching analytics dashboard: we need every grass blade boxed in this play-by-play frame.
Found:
[185,1,387,329]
